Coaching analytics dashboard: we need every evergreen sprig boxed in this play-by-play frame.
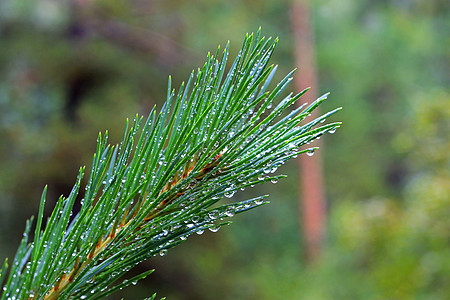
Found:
[0,29,341,299]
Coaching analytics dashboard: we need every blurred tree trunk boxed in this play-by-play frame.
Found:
[291,0,326,262]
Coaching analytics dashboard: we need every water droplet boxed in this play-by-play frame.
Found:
[196,229,204,235]
[209,210,219,219]
[224,185,236,198]
[306,149,316,156]
[209,225,220,232]
[270,178,278,184]
[224,206,235,217]
[255,198,264,205]
[329,128,336,134]
[159,249,167,256]
[263,161,273,174]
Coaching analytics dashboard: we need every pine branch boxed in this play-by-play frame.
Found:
[0,29,341,299]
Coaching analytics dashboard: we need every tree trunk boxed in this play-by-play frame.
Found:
[291,0,326,262]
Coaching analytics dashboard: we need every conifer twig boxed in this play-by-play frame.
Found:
[0,29,341,299]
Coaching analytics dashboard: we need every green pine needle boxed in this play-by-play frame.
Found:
[0,29,341,299]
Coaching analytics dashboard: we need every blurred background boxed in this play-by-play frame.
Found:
[0,0,448,299]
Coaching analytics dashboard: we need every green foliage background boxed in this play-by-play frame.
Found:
[0,0,448,299]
